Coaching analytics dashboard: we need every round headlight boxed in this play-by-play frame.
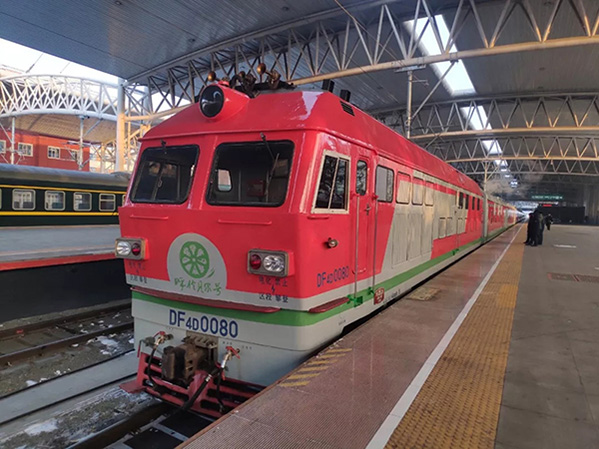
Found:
[263,255,285,273]
[116,241,132,256]
[199,85,224,118]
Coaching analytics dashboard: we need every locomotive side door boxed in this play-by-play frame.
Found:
[352,150,373,300]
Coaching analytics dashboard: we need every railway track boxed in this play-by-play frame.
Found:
[0,302,133,367]
[69,403,215,449]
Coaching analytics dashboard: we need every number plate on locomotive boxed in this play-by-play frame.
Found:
[168,309,239,338]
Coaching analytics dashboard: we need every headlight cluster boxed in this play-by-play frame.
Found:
[247,250,288,277]
[263,255,285,273]
[115,238,145,260]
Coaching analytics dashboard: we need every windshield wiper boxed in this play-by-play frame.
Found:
[261,133,279,202]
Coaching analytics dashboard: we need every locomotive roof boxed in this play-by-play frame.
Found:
[0,163,130,188]
[144,88,481,194]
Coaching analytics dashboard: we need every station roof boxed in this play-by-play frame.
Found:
[1,0,598,197]
[2,0,597,107]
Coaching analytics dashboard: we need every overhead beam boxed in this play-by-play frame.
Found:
[130,0,599,113]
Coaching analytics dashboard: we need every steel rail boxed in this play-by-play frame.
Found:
[0,302,130,340]
[67,403,172,449]
[0,321,133,366]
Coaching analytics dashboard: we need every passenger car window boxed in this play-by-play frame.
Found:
[132,145,199,204]
[45,191,65,211]
[356,160,367,195]
[13,189,35,210]
[74,192,92,211]
[315,154,349,210]
[208,141,293,207]
[375,166,394,202]
[99,194,116,211]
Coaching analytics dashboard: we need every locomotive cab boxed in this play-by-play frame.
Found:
[116,80,370,414]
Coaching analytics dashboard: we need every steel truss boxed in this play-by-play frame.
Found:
[125,0,599,114]
[375,94,599,139]
[0,75,119,120]
[375,94,599,184]
[0,74,151,171]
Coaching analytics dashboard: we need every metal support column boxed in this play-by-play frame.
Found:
[78,116,84,170]
[116,78,126,172]
[100,144,106,173]
[406,71,413,139]
[10,117,15,164]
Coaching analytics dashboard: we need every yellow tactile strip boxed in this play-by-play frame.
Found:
[279,348,353,388]
[386,227,525,449]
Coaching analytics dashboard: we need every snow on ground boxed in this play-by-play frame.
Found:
[96,336,119,347]
[24,419,58,436]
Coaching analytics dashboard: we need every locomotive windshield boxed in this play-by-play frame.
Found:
[130,145,198,204]
[206,140,293,207]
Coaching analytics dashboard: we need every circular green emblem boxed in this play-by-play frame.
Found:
[179,241,210,279]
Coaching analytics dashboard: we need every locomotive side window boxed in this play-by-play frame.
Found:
[13,189,35,210]
[132,145,199,204]
[100,194,116,211]
[207,141,293,207]
[45,191,65,211]
[74,192,92,211]
[465,194,469,210]
[425,181,434,206]
[315,154,349,210]
[356,160,367,195]
[375,166,394,202]
[396,172,411,204]
[412,176,423,205]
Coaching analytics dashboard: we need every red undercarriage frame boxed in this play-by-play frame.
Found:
[121,353,263,419]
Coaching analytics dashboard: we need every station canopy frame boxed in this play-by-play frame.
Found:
[1,0,599,198]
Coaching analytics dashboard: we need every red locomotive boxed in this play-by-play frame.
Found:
[116,68,516,417]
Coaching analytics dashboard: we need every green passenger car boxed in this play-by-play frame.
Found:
[0,164,129,226]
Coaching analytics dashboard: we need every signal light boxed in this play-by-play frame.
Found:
[249,254,262,270]
[206,71,217,82]
[131,242,142,256]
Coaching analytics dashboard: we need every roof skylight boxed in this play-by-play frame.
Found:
[405,16,476,96]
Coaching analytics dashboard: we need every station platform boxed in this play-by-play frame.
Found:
[0,225,119,271]
[181,224,599,449]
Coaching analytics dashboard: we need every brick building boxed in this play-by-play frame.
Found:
[0,129,90,171]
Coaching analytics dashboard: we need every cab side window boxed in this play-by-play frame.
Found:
[315,154,349,210]
[356,160,368,195]
[375,165,394,202]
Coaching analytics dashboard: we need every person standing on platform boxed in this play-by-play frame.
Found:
[525,212,536,245]
[535,210,545,246]
[546,213,553,230]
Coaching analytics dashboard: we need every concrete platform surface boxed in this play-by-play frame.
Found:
[496,225,599,449]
